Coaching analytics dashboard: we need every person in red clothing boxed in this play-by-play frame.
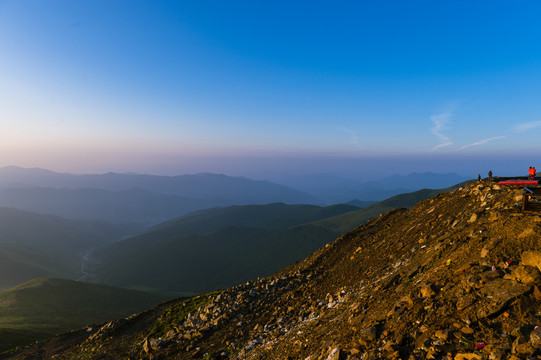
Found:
[529,166,536,180]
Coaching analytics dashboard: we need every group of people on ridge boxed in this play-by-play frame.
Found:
[476,167,536,181]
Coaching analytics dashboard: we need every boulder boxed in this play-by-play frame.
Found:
[530,327,541,348]
[142,338,150,353]
[511,265,541,285]
[420,284,436,298]
[415,332,430,350]
[518,228,536,239]
[150,338,165,351]
[522,251,541,270]
[359,326,378,344]
[454,353,482,360]
[434,329,449,341]
[488,212,499,221]
[326,348,342,360]
[476,278,531,317]
[514,340,535,356]
[456,294,476,311]
[482,269,503,282]
[480,238,501,258]
[488,347,509,360]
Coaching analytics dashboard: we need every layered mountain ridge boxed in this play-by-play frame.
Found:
[0,167,317,224]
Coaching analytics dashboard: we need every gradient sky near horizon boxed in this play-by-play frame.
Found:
[1,1,541,179]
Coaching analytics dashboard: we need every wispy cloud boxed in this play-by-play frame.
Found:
[430,113,453,151]
[513,120,541,133]
[457,136,507,150]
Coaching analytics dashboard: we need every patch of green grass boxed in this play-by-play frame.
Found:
[0,278,169,352]
[149,292,220,338]
[0,328,53,353]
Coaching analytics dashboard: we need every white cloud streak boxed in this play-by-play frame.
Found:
[457,136,507,150]
[430,113,453,151]
[459,118,541,151]
[513,120,541,133]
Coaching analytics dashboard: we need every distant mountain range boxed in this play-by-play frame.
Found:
[0,166,317,224]
[0,187,219,226]
[274,172,471,203]
[0,167,471,224]
[0,166,316,202]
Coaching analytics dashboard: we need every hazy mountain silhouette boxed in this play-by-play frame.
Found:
[0,166,316,203]
[0,167,320,224]
[274,172,470,203]
[0,187,220,225]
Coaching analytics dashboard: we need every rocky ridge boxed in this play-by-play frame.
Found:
[3,180,541,360]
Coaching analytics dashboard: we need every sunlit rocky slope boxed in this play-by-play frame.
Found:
[4,180,541,360]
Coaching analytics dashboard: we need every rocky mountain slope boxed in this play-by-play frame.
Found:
[4,180,541,360]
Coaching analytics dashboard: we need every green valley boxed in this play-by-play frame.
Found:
[0,278,168,352]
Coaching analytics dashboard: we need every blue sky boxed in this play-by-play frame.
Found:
[1,1,541,179]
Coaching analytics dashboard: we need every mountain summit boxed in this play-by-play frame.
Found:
[4,180,541,359]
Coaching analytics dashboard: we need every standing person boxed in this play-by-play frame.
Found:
[478,174,481,181]
[488,170,493,179]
